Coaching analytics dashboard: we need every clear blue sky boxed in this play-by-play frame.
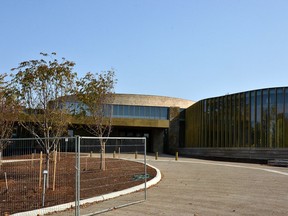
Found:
[1,0,288,101]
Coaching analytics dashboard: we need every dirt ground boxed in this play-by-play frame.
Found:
[0,154,156,215]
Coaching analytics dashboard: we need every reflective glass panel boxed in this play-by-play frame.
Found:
[256,90,261,147]
[276,88,284,147]
[284,88,288,147]
[250,91,255,147]
[269,89,276,148]
[262,90,268,147]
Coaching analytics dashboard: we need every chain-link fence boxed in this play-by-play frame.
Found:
[0,136,151,216]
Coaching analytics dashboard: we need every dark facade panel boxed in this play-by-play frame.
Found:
[185,87,288,151]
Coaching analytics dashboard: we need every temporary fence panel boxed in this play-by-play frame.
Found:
[0,137,77,216]
[0,137,149,216]
[76,137,148,215]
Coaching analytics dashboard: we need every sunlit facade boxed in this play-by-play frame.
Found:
[15,89,288,159]
[184,87,288,159]
[63,94,194,153]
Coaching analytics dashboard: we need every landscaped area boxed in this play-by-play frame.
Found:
[0,154,156,215]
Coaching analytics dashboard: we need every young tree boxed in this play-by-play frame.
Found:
[11,52,77,187]
[0,73,20,170]
[76,70,116,170]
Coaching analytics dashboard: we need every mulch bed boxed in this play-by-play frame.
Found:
[0,154,156,215]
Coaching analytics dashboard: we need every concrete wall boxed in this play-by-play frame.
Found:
[151,128,165,153]
[168,107,181,153]
[178,148,288,160]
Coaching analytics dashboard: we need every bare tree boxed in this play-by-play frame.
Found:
[75,71,116,170]
[11,52,77,187]
[0,73,20,170]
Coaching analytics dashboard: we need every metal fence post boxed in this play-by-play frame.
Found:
[65,137,68,156]
[75,136,81,216]
[144,137,147,200]
[42,170,48,207]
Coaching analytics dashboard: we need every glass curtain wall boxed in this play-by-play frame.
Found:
[186,87,288,149]
[66,102,169,120]
[112,105,169,120]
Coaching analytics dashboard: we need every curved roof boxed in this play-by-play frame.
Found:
[112,94,194,108]
[64,93,194,109]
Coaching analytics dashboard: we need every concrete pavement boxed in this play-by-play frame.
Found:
[56,154,288,216]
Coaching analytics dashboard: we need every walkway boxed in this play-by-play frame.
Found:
[58,154,288,216]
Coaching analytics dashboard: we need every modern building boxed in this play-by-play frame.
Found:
[65,94,194,153]
[12,87,288,161]
[49,88,288,160]
[181,87,288,160]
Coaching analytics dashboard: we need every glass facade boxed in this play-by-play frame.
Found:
[66,101,169,120]
[112,104,169,120]
[186,87,288,149]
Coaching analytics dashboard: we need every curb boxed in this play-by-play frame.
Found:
[11,163,161,216]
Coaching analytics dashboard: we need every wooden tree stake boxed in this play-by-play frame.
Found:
[39,151,43,189]
[85,157,88,171]
[4,172,8,191]
[52,151,57,191]
[58,143,61,161]
[31,153,35,167]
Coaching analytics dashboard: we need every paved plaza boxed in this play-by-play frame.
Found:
[57,154,288,216]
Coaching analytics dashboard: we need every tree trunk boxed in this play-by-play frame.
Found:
[45,149,50,189]
[100,141,106,171]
